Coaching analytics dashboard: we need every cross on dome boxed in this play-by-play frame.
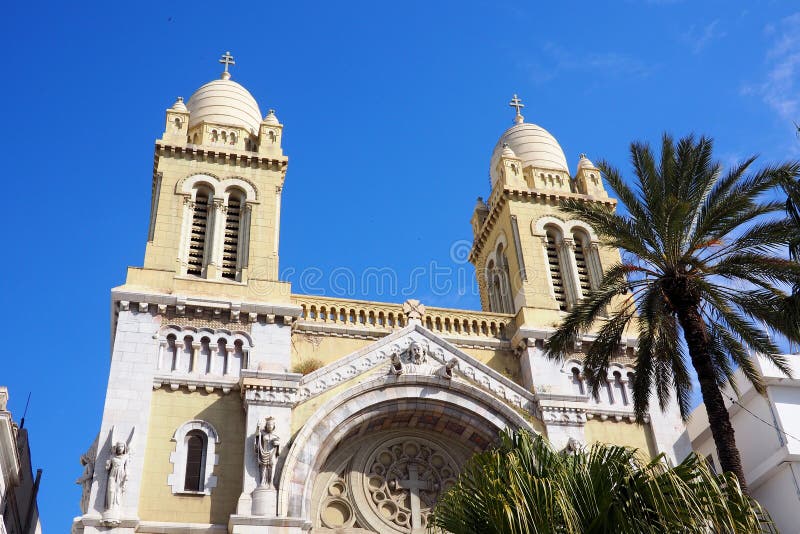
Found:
[219,51,235,80]
[509,94,525,124]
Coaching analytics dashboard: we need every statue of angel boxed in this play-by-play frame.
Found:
[102,426,134,525]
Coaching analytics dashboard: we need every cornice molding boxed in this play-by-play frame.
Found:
[154,141,288,172]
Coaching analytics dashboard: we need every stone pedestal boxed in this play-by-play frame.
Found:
[229,515,310,534]
[252,486,277,516]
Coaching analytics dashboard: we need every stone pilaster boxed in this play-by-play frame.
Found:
[207,199,227,279]
[78,304,162,533]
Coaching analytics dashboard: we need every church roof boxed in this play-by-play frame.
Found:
[186,75,263,136]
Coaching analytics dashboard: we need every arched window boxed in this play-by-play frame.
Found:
[626,372,635,402]
[222,190,244,280]
[571,367,585,395]
[187,186,212,276]
[168,420,220,495]
[604,377,615,404]
[572,231,592,298]
[545,229,567,311]
[167,334,178,371]
[496,243,514,313]
[486,259,499,312]
[184,430,206,492]
[614,371,628,405]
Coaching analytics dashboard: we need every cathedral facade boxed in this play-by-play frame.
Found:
[73,55,689,534]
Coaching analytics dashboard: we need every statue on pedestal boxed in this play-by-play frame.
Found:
[102,426,134,526]
[255,417,280,489]
[103,442,129,524]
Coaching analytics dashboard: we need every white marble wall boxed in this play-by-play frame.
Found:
[83,307,161,530]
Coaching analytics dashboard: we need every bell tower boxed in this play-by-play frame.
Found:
[127,52,291,303]
[75,54,302,533]
[469,95,617,323]
[468,96,629,410]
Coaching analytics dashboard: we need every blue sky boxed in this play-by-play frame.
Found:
[2,0,799,529]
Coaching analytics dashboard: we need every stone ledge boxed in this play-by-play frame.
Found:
[152,374,239,394]
[137,521,227,533]
[228,515,311,528]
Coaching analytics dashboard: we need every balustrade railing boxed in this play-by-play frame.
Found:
[292,295,514,340]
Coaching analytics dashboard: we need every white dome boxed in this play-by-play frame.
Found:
[577,153,596,172]
[186,76,262,135]
[490,122,569,185]
[263,109,280,125]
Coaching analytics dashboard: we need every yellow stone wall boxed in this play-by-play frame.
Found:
[461,346,520,384]
[475,196,627,322]
[139,388,244,524]
[290,333,375,370]
[583,419,657,458]
[117,142,293,304]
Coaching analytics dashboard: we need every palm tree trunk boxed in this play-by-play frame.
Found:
[676,303,749,494]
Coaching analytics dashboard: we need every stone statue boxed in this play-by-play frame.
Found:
[402,299,426,322]
[387,341,459,379]
[564,437,581,455]
[255,417,280,489]
[76,452,95,514]
[389,351,404,375]
[104,442,129,522]
[436,357,459,379]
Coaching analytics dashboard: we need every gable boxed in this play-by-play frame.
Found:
[295,324,537,416]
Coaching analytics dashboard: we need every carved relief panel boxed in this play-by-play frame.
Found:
[312,430,470,534]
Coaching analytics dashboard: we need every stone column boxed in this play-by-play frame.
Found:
[272,186,282,279]
[176,196,193,275]
[237,203,253,281]
[206,199,226,279]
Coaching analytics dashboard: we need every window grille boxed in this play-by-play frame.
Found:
[222,194,242,280]
[545,231,567,311]
[187,189,211,276]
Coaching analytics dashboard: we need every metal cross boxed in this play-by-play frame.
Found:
[219,51,236,73]
[509,94,525,121]
[394,462,435,530]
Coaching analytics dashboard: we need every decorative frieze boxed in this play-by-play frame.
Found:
[241,373,302,407]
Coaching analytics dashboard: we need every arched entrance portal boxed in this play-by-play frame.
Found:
[279,375,534,533]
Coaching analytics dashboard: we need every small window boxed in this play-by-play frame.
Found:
[571,367,585,395]
[168,420,220,495]
[184,431,206,491]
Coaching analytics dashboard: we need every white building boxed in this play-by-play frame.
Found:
[0,388,42,534]
[686,354,800,533]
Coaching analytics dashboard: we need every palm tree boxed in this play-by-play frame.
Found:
[783,171,800,277]
[545,134,800,492]
[430,430,773,534]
